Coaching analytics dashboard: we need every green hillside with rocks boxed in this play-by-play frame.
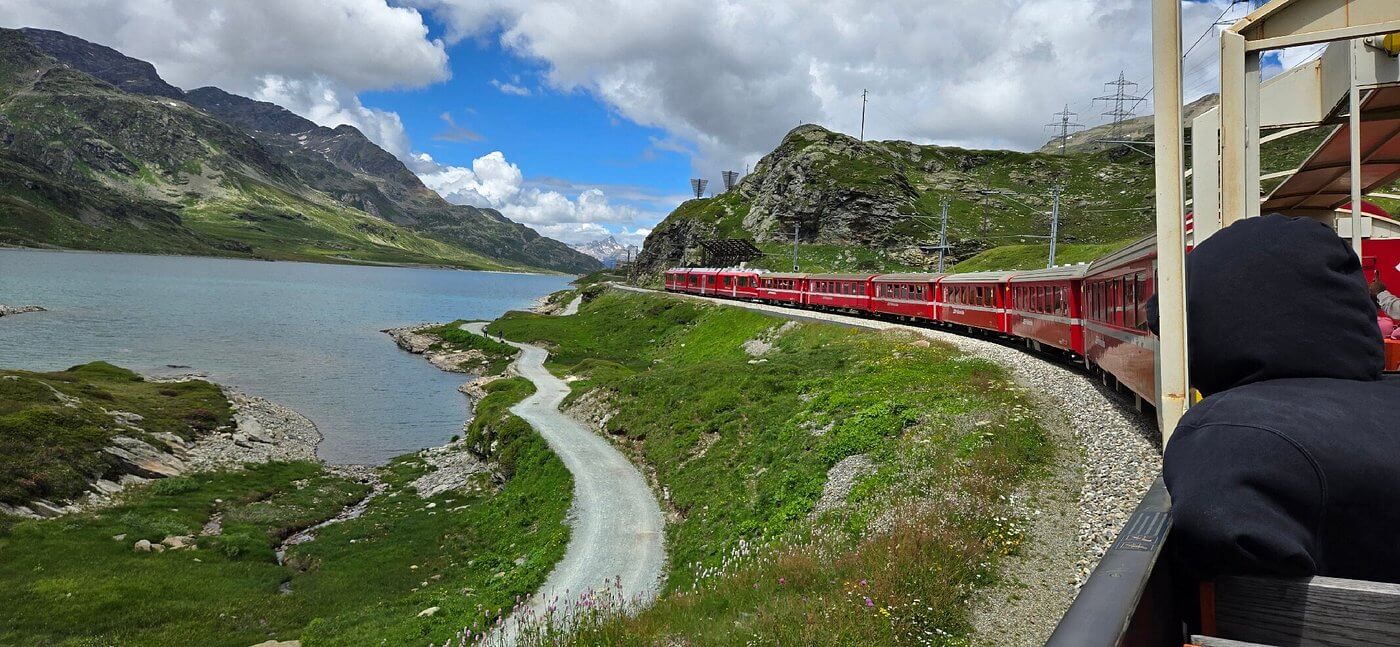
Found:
[636,124,1157,276]
[638,112,1374,276]
[0,28,601,273]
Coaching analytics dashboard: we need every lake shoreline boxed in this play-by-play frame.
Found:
[0,243,563,276]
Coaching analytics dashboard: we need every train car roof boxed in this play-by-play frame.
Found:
[762,272,809,280]
[805,273,878,281]
[941,270,1019,283]
[873,273,946,282]
[1008,265,1090,282]
[1086,235,1156,275]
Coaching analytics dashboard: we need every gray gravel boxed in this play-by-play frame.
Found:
[460,321,665,642]
[614,285,1162,642]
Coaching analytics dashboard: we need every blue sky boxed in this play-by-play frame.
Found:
[361,18,693,223]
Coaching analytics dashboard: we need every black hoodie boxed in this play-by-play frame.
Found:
[1160,214,1400,582]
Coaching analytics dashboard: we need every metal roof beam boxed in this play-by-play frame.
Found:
[1232,0,1400,51]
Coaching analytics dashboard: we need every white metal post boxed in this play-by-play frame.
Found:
[1153,0,1190,441]
[1350,38,1365,256]
[1191,110,1222,244]
[1246,51,1263,219]
[1220,31,1249,227]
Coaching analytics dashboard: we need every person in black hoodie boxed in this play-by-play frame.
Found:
[1157,214,1400,583]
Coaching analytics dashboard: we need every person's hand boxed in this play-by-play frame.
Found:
[1372,279,1388,298]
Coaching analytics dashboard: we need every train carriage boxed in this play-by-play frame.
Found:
[688,269,721,296]
[757,272,808,305]
[939,271,1016,334]
[870,273,942,322]
[715,269,763,300]
[804,273,876,312]
[1008,265,1088,355]
[663,268,690,292]
[1081,236,1157,406]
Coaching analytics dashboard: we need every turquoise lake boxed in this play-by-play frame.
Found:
[0,249,571,464]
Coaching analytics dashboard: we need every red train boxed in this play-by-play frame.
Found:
[665,236,1161,408]
[667,229,1400,413]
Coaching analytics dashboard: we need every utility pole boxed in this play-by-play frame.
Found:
[792,222,800,272]
[859,89,868,142]
[937,198,950,273]
[1095,72,1144,140]
[1048,185,1062,268]
[1045,105,1084,155]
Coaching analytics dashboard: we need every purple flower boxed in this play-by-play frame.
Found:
[864,597,875,608]
[778,577,786,585]
[860,579,868,586]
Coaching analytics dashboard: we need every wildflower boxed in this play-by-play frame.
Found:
[864,597,875,608]
[860,579,868,586]
[778,577,786,585]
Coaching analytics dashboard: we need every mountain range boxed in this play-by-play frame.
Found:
[570,235,630,267]
[0,28,602,273]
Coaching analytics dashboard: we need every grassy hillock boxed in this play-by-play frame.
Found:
[421,321,521,375]
[0,362,232,505]
[488,289,1051,644]
[0,366,571,646]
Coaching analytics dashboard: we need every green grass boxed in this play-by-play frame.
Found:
[951,240,1132,273]
[0,362,233,505]
[421,321,520,375]
[0,367,571,646]
[488,289,1052,644]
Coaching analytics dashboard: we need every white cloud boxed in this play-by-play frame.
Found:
[491,78,532,96]
[415,151,653,244]
[413,0,1240,173]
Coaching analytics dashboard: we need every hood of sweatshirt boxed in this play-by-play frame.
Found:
[1152,214,1382,395]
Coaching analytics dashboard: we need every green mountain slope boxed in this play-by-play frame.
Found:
[637,125,1157,275]
[0,28,601,273]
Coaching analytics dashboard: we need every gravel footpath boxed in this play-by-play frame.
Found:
[460,321,665,643]
[614,285,1161,643]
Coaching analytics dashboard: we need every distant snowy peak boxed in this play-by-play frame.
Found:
[571,236,630,267]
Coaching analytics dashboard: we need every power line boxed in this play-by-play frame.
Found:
[1044,105,1085,155]
[1094,72,1145,139]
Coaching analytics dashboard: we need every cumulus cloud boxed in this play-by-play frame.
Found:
[415,151,655,244]
[412,0,1240,173]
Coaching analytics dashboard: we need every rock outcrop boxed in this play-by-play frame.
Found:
[635,123,1156,277]
[0,305,45,317]
[382,323,492,373]
[1,382,321,520]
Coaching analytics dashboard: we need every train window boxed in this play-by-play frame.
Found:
[1134,273,1148,330]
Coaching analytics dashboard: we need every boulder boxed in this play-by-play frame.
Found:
[161,535,193,550]
[133,539,153,552]
[104,436,186,479]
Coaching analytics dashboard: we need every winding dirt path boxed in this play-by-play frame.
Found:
[461,322,665,636]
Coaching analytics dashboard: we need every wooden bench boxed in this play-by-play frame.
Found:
[1191,575,1400,647]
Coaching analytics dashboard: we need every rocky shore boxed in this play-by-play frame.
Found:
[383,323,492,373]
[0,304,45,317]
[0,379,323,520]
